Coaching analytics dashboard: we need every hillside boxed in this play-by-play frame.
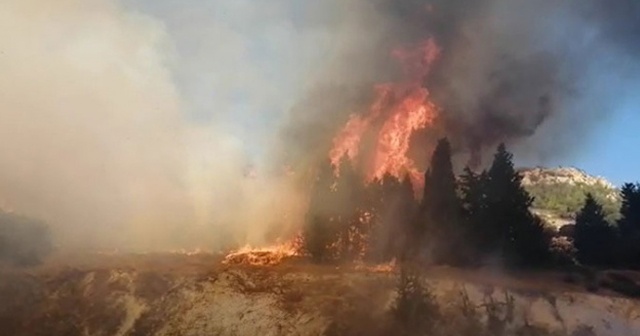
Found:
[519,167,621,226]
[0,166,638,336]
[1,253,640,336]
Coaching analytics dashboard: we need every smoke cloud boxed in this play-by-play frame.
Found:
[2,0,639,252]
[280,0,640,171]
[0,0,326,251]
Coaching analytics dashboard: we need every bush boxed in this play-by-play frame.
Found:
[0,211,52,266]
[392,264,440,336]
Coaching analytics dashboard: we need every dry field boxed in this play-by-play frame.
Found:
[1,252,639,336]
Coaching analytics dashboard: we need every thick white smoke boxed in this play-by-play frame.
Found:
[0,0,318,252]
[4,0,636,253]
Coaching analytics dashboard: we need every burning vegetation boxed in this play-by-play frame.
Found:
[222,239,302,266]
[329,39,440,189]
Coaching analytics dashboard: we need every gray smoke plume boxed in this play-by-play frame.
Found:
[3,0,639,252]
[279,0,640,171]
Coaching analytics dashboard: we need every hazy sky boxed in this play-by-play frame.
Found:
[124,0,332,163]
[3,0,638,251]
[551,104,640,186]
[123,1,640,185]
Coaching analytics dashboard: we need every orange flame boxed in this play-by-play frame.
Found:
[222,239,301,266]
[329,39,440,191]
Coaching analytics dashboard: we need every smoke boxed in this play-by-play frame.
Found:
[0,0,328,252]
[279,0,640,171]
[2,0,638,252]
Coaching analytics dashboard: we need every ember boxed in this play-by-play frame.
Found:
[222,241,300,266]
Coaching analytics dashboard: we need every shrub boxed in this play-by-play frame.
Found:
[392,264,440,336]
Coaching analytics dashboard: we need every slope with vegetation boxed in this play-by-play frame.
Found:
[521,167,621,224]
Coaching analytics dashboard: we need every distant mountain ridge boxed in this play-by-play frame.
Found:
[517,166,621,228]
[519,166,617,194]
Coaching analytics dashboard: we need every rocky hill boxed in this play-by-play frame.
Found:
[518,167,621,227]
[520,167,617,191]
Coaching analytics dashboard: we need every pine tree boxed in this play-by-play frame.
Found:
[617,183,640,267]
[420,138,464,265]
[397,175,417,261]
[573,193,617,266]
[335,159,365,261]
[304,160,338,262]
[619,183,640,235]
[422,138,459,219]
[459,167,490,262]
[365,173,418,262]
[484,144,550,267]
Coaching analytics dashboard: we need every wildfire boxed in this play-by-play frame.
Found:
[329,39,441,190]
[354,259,398,273]
[222,240,300,266]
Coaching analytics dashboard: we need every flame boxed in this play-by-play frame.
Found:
[354,258,398,273]
[222,239,301,266]
[329,39,440,191]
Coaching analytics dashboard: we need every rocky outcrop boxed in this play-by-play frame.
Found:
[519,167,616,190]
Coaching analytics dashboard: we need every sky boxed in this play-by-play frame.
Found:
[121,0,640,186]
[1,0,638,251]
[560,105,640,186]
[124,0,331,165]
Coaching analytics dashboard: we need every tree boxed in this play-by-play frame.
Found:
[573,193,617,266]
[422,138,459,222]
[420,138,465,265]
[392,263,440,335]
[334,159,365,260]
[617,183,640,267]
[396,176,418,261]
[619,183,640,235]
[303,160,339,262]
[459,167,488,253]
[484,144,550,267]
[367,174,398,262]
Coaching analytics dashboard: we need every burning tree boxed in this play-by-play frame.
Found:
[295,12,557,269]
[329,39,441,191]
[303,160,340,262]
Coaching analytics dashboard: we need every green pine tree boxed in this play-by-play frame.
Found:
[459,167,490,262]
[420,138,465,265]
[485,144,550,267]
[618,183,640,267]
[619,183,640,235]
[574,193,617,266]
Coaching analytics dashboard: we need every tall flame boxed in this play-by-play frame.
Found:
[329,39,440,189]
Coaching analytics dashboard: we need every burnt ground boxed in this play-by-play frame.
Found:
[1,253,640,336]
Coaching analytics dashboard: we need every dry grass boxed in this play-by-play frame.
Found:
[1,253,638,336]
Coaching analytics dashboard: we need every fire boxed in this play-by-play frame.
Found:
[354,259,398,273]
[329,39,441,190]
[222,240,300,266]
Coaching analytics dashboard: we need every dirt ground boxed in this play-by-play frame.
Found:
[1,252,639,336]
